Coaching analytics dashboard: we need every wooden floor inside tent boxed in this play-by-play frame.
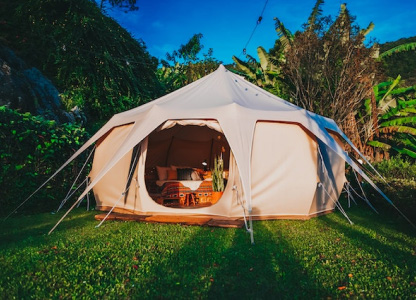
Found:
[94,213,245,228]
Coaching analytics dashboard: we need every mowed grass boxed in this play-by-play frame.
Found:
[0,201,415,299]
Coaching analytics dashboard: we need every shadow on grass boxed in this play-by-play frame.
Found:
[126,220,331,299]
[0,208,98,248]
[206,221,329,299]
[1,207,414,299]
[320,212,416,271]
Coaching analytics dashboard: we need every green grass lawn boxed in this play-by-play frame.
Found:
[1,201,415,299]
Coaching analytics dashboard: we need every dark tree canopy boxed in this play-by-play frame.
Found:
[0,0,160,121]
[97,0,139,12]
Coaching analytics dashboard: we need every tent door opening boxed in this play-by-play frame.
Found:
[144,120,231,209]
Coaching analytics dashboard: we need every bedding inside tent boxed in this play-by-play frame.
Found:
[144,121,231,208]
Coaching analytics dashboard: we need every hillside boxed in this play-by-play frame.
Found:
[0,0,161,122]
[379,36,416,85]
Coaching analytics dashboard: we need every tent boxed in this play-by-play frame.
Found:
[26,65,402,241]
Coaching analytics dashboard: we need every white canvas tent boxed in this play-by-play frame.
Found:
[19,64,405,241]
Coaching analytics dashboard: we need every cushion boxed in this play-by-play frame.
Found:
[167,169,177,180]
[191,170,202,181]
[177,168,194,180]
[156,166,171,181]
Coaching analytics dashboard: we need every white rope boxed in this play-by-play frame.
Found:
[343,183,357,208]
[346,182,378,214]
[233,185,250,232]
[48,195,84,235]
[319,182,353,225]
[86,177,90,211]
[95,187,130,228]
[57,147,95,212]
[60,177,87,209]
[49,143,140,234]
[352,168,369,200]
[233,185,255,244]
[76,177,91,209]
[317,147,353,225]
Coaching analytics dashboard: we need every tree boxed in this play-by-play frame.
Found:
[278,2,379,137]
[1,0,160,121]
[158,34,220,93]
[96,0,138,12]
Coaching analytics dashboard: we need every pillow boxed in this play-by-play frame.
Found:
[177,168,193,180]
[191,170,202,181]
[167,169,177,180]
[156,166,171,181]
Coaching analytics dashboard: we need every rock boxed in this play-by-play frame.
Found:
[0,43,86,124]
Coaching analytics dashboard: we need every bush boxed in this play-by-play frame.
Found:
[0,106,91,216]
[373,156,416,180]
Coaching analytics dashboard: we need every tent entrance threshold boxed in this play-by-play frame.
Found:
[94,213,245,228]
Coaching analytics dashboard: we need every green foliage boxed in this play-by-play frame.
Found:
[231,45,290,99]
[361,77,416,159]
[0,204,415,299]
[158,34,220,93]
[379,37,416,85]
[0,106,91,214]
[0,0,161,121]
[373,156,416,180]
[97,0,139,12]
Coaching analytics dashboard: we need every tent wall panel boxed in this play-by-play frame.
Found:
[251,122,319,216]
[90,124,134,209]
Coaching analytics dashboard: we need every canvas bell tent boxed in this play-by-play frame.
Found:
[14,65,405,241]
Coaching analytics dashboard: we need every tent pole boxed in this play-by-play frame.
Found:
[249,212,254,245]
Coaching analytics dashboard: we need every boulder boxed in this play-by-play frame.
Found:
[0,43,85,124]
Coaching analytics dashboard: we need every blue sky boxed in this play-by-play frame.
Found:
[106,0,416,64]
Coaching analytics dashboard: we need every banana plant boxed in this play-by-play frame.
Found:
[362,76,416,158]
[232,47,286,97]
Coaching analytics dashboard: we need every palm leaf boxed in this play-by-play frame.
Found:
[390,86,416,96]
[379,42,416,59]
[367,140,391,150]
[397,99,416,107]
[379,125,416,135]
[307,0,324,29]
[378,75,401,113]
[231,56,255,79]
[391,147,416,158]
[274,17,293,49]
[379,116,416,127]
[257,47,269,71]
[360,22,374,37]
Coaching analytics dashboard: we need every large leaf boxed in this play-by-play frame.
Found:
[379,42,416,59]
[379,116,416,127]
[307,0,324,29]
[367,140,391,150]
[257,47,269,71]
[360,22,374,37]
[231,56,255,79]
[391,147,416,158]
[273,17,293,49]
[378,75,401,113]
[379,126,416,135]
